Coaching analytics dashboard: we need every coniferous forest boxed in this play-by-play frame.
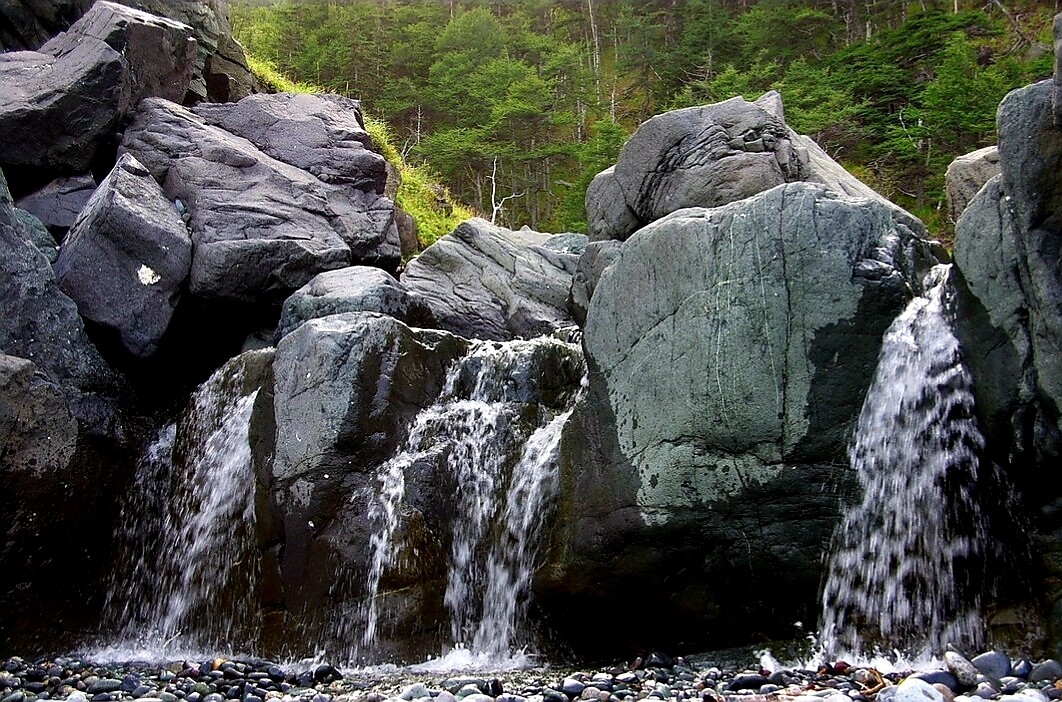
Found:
[231,0,1058,240]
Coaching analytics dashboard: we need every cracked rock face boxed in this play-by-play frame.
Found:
[121,97,400,301]
[537,182,931,658]
[401,218,583,341]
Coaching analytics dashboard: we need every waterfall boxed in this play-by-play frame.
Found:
[818,264,988,659]
[360,336,583,663]
[99,355,262,658]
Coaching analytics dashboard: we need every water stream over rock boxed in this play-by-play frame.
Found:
[818,265,991,660]
[98,356,263,659]
[356,337,583,664]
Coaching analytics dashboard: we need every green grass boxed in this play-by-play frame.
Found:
[243,55,472,253]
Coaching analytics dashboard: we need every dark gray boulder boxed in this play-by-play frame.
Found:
[0,41,128,174]
[260,312,468,659]
[195,93,399,268]
[15,172,96,236]
[40,0,195,106]
[0,170,114,398]
[537,182,931,658]
[401,218,582,341]
[121,97,363,301]
[946,146,1001,223]
[195,93,387,194]
[0,0,196,179]
[954,79,1062,473]
[54,153,192,358]
[120,0,253,103]
[586,91,924,242]
[0,0,94,51]
[276,266,434,341]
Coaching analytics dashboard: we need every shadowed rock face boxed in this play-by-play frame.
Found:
[401,218,584,341]
[539,182,932,658]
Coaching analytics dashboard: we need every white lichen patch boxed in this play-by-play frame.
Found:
[137,264,162,285]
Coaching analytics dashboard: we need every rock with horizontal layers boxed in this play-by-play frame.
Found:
[195,93,398,268]
[121,97,376,301]
[537,182,932,659]
[54,153,192,358]
[946,145,1001,222]
[401,218,582,341]
[586,91,924,242]
[276,266,434,341]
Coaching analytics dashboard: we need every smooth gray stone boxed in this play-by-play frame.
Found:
[972,652,1011,681]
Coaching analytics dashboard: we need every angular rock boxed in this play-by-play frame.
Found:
[0,0,94,51]
[0,169,114,396]
[276,266,434,341]
[946,146,1001,223]
[953,79,1062,473]
[121,0,253,103]
[0,41,128,174]
[120,97,356,301]
[54,153,192,358]
[401,218,581,341]
[15,173,97,236]
[270,312,467,482]
[538,182,930,658]
[195,93,399,269]
[40,1,195,107]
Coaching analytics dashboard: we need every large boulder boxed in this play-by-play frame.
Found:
[120,0,253,103]
[120,97,384,301]
[954,79,1062,478]
[260,312,469,658]
[54,153,192,358]
[0,170,114,400]
[537,182,932,658]
[0,168,132,655]
[195,93,399,268]
[401,219,584,341]
[40,1,195,106]
[0,40,129,175]
[586,92,924,243]
[946,145,1001,223]
[276,266,434,341]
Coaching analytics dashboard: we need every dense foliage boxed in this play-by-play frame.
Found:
[232,0,1056,241]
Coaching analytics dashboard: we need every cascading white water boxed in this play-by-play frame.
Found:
[360,336,583,662]
[819,264,988,659]
[100,358,261,658]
